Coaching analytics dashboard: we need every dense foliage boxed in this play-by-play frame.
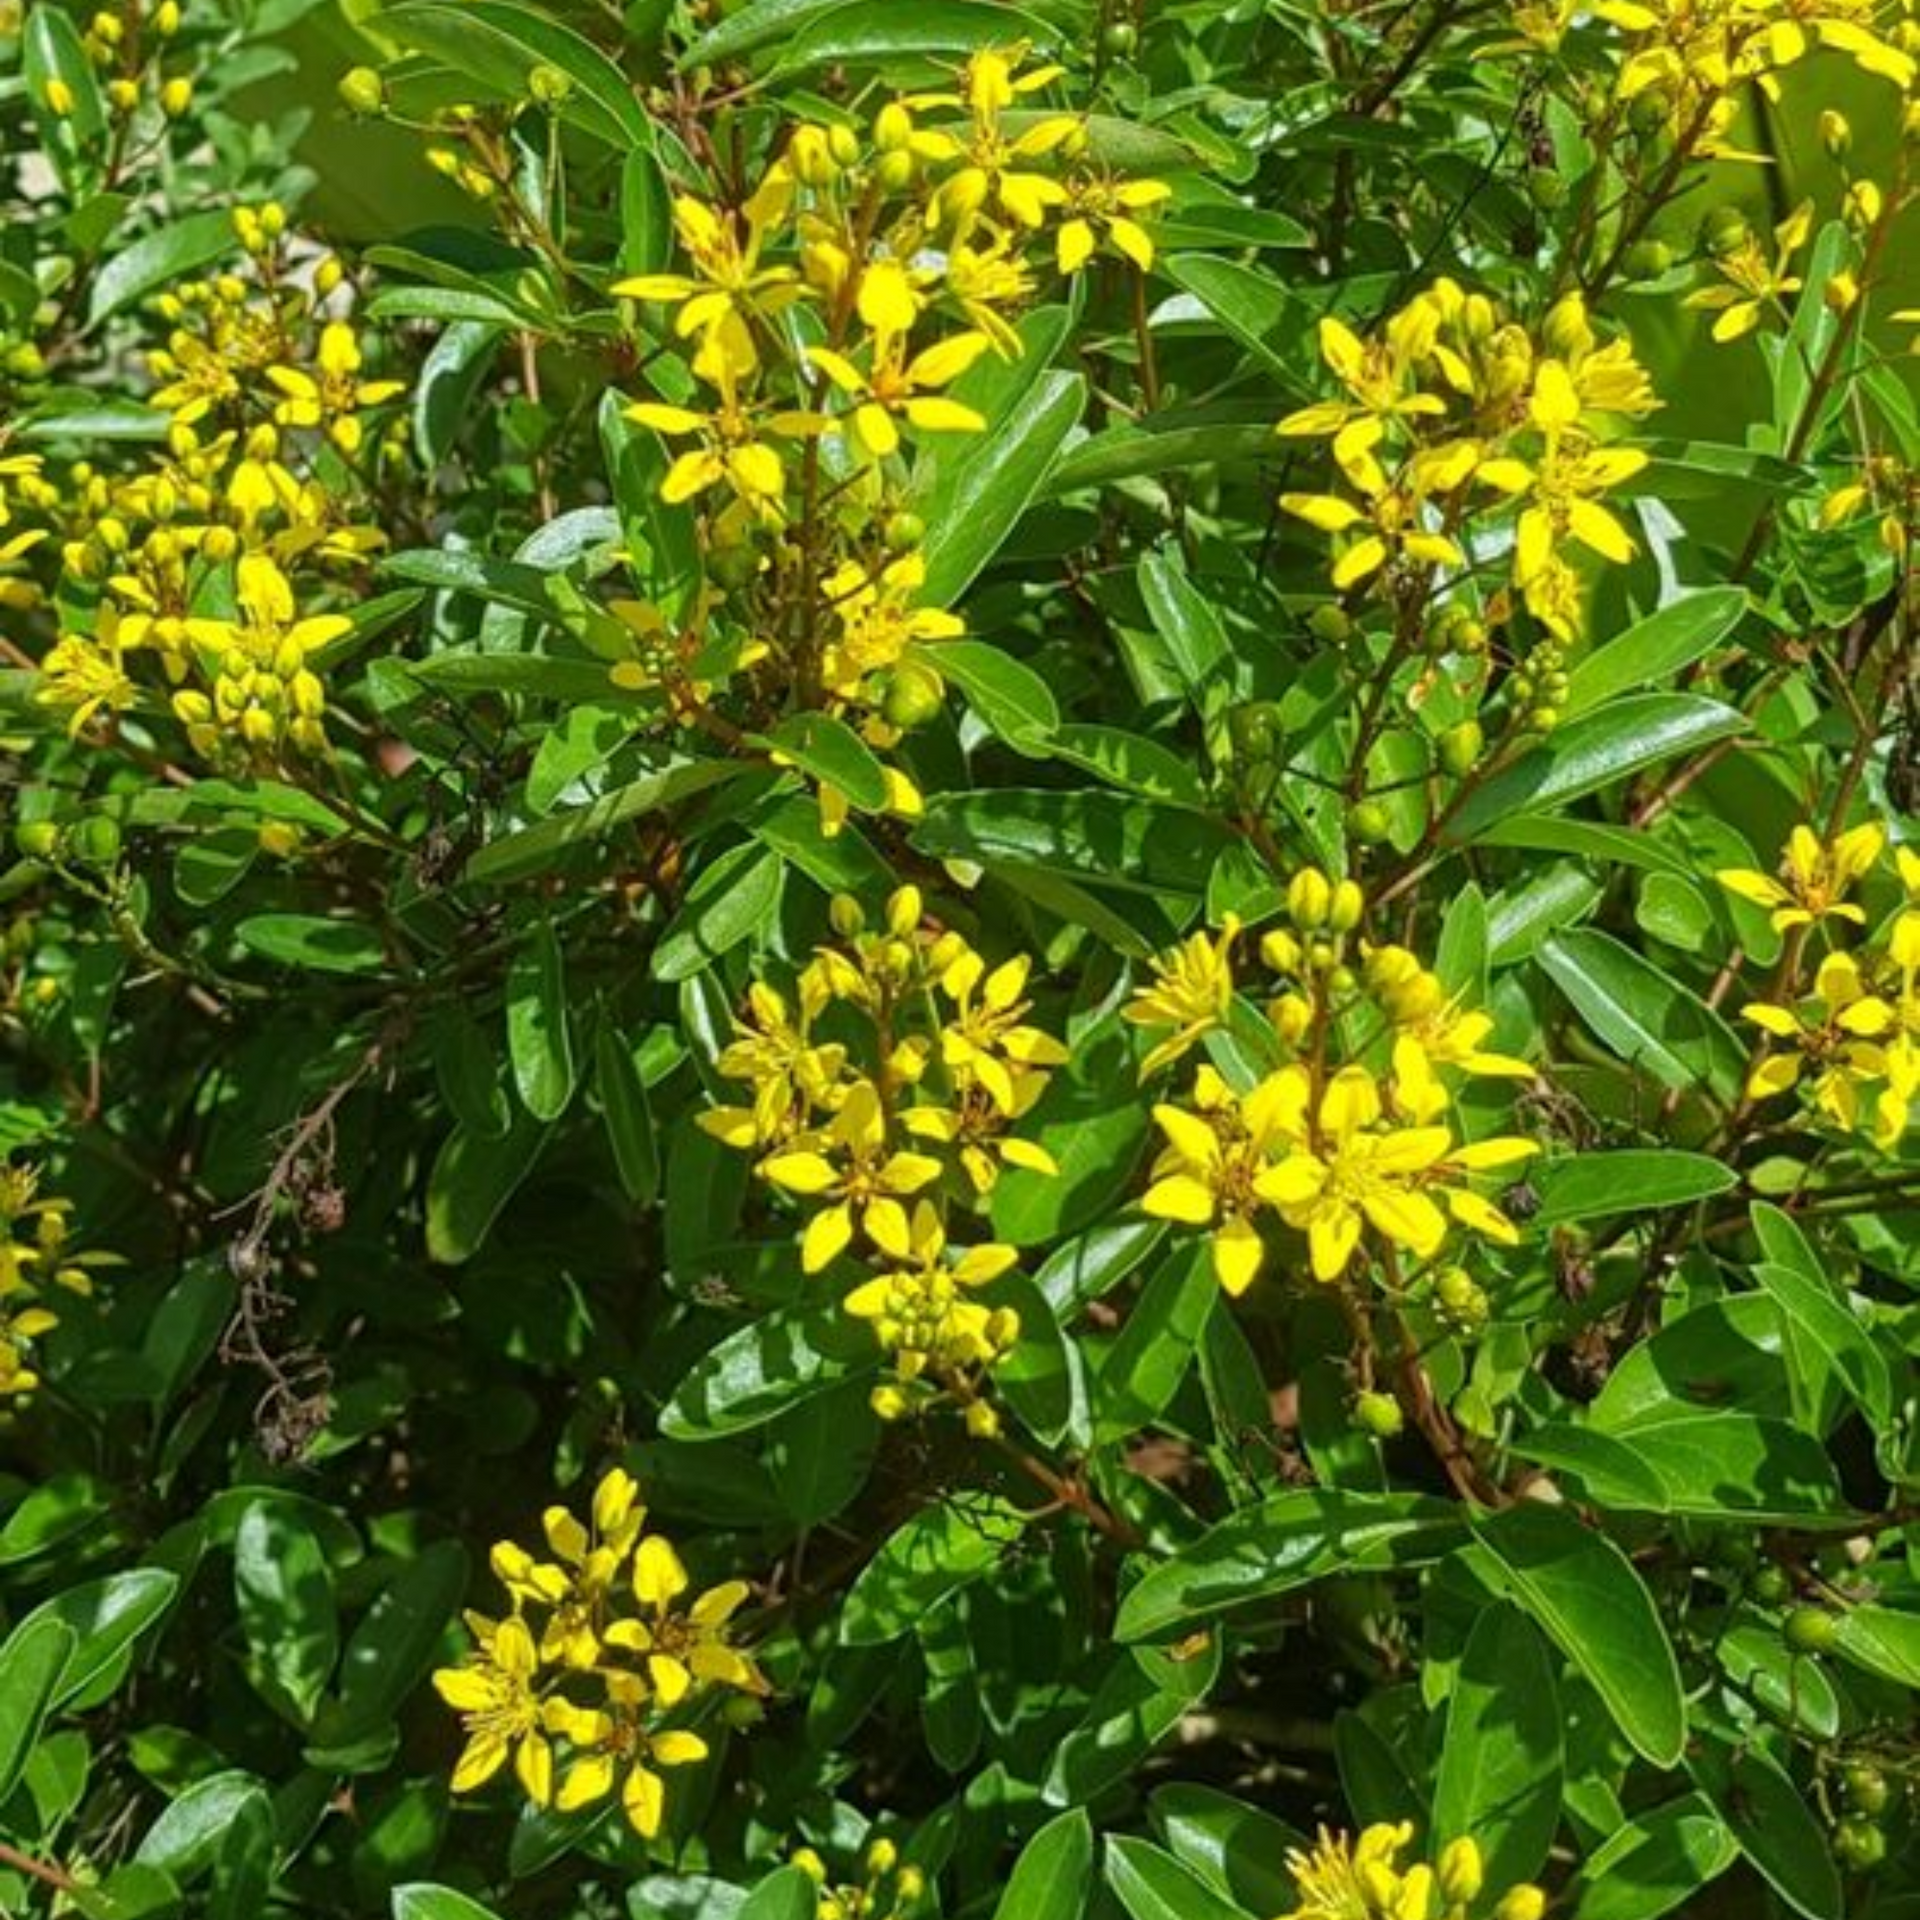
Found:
[1,0,1918,1915]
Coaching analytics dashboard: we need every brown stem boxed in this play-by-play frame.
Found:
[0,1842,79,1894]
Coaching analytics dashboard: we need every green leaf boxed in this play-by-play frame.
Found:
[916,371,1085,606]
[758,712,890,813]
[776,0,1056,72]
[424,1114,548,1264]
[935,641,1060,753]
[1053,725,1207,805]
[734,1868,817,1920]
[393,1888,510,1920]
[652,842,785,982]
[1094,1241,1216,1443]
[464,760,744,884]
[1159,256,1303,384]
[1564,590,1748,715]
[234,1499,338,1724]
[1571,1794,1738,1920]
[914,789,1235,896]
[661,1304,873,1438]
[414,321,499,469]
[87,212,238,329]
[596,1026,660,1206]
[507,920,575,1122]
[1432,1604,1563,1889]
[993,1810,1093,1920]
[839,1494,1027,1646]
[1532,1151,1738,1225]
[1749,1201,1892,1430]
[1043,415,1278,498]
[24,7,107,188]
[1444,696,1747,846]
[313,1542,469,1754]
[1689,1731,1841,1920]
[1106,1836,1256,1920]
[1829,1605,1920,1689]
[678,0,856,61]
[1046,1640,1220,1806]
[1539,930,1745,1099]
[235,913,388,975]
[526,704,634,814]
[1138,547,1233,702]
[1469,1505,1684,1767]
[1116,1491,1460,1641]
[1148,1785,1304,1916]
[135,1770,271,1880]
[0,1616,75,1804]
[379,0,652,147]
[22,1568,179,1708]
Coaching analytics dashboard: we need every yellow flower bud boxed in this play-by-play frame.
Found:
[1492,1890,1547,1920]
[896,1865,926,1902]
[1819,109,1851,158]
[258,820,302,858]
[107,77,138,112]
[1825,271,1860,315]
[1287,867,1333,929]
[874,101,912,151]
[1437,1837,1483,1905]
[792,1849,828,1885]
[154,0,180,33]
[44,78,75,117]
[1328,878,1364,933]
[866,1839,898,1876]
[827,122,860,166]
[161,76,192,116]
[964,1399,1000,1439]
[871,1382,910,1421]
[1844,179,1883,228]
[1541,291,1593,359]
[315,255,344,297]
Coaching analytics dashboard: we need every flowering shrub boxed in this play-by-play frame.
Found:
[1,0,1917,1913]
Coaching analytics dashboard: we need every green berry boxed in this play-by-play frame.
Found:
[337,66,386,115]
[1351,800,1392,843]
[14,821,60,861]
[1308,604,1353,644]
[883,510,926,553]
[882,662,945,730]
[1834,1819,1886,1871]
[69,815,121,868]
[1784,1606,1838,1654]
[1101,19,1137,54]
[1701,206,1749,257]
[1354,1390,1404,1439]
[1624,239,1674,280]
[1438,720,1483,777]
[1751,1564,1790,1605]
[1527,168,1567,211]
[1843,1765,1891,1817]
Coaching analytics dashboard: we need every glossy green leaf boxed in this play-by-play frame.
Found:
[0,1615,75,1804]
[1445,696,1746,845]
[992,1809,1094,1920]
[1532,1151,1738,1225]
[1564,590,1748,715]
[1469,1504,1684,1767]
[1093,1240,1215,1443]
[507,919,574,1121]
[839,1494,1027,1645]
[393,1889,510,1920]
[652,842,785,982]
[235,914,388,975]
[1117,1491,1460,1641]
[596,1025,660,1206]
[1539,929,1744,1098]
[1432,1604,1563,1888]
[1689,1731,1841,1920]
[23,1568,179,1708]
[1571,1794,1738,1920]
[662,1305,873,1438]
[935,640,1059,753]
[1106,1835,1256,1920]
[234,1500,338,1724]
[776,1,1056,72]
[88,212,239,329]
[758,712,890,813]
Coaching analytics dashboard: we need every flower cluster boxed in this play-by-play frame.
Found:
[29,205,397,767]
[1126,871,1538,1295]
[432,1468,764,1839]
[37,0,194,134]
[1279,283,1659,667]
[793,1837,927,1920]
[700,886,1064,1425]
[1719,822,1920,1147]
[512,43,1165,829]
[0,1164,108,1401]
[1283,1823,1545,1920]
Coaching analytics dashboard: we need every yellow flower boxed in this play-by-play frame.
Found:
[265,320,404,453]
[176,551,347,757]
[548,1677,710,1837]
[1278,308,1449,471]
[626,357,824,512]
[922,43,1078,234]
[37,610,141,737]
[1686,202,1813,343]
[941,241,1037,357]
[1259,1064,1536,1282]
[1282,437,1470,592]
[1364,946,1534,1082]
[699,978,847,1149]
[936,946,1070,1117]
[1742,949,1898,1132]
[842,1200,1020,1388]
[490,1467,646,1669]
[602,1532,763,1705]
[818,551,964,699]
[1141,1063,1303,1296]
[759,1079,945,1271]
[1056,173,1171,273]
[611,176,801,376]
[1125,917,1241,1078]
[806,329,993,459]
[1717,821,1885,932]
[432,1613,554,1804]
